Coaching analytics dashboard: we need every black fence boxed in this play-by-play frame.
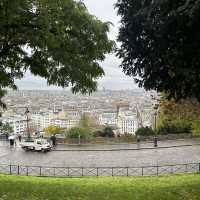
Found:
[0,163,199,177]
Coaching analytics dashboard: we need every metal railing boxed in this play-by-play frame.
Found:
[0,162,199,177]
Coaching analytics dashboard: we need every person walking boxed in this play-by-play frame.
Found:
[136,135,140,149]
[50,134,57,147]
[18,134,22,142]
[154,136,158,147]
[9,136,14,147]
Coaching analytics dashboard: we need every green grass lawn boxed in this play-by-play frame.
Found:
[0,174,200,200]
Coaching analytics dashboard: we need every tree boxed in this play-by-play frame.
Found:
[157,96,200,134]
[99,126,115,137]
[0,122,13,134]
[80,113,100,132]
[158,96,200,126]
[80,113,90,130]
[135,127,155,136]
[115,0,200,101]
[43,125,62,136]
[66,127,92,139]
[0,0,114,107]
[192,120,200,137]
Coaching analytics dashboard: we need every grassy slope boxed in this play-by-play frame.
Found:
[0,174,200,200]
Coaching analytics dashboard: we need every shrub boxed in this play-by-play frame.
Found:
[135,127,155,136]
[192,120,200,137]
[93,127,115,137]
[43,125,62,136]
[157,120,191,135]
[120,133,135,140]
[66,127,92,139]
[103,127,115,137]
[93,130,103,137]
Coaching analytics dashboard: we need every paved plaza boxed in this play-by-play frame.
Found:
[0,139,200,168]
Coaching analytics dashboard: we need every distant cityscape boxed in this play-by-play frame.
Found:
[0,89,157,136]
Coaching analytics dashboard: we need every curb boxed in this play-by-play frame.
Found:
[51,143,200,152]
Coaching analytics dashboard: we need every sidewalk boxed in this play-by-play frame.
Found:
[53,138,200,151]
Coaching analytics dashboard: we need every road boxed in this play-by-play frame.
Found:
[0,139,200,167]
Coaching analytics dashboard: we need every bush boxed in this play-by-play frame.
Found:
[66,127,92,139]
[120,133,135,140]
[192,120,200,137]
[135,127,155,136]
[103,127,115,137]
[93,127,115,137]
[43,125,62,136]
[93,130,103,137]
[157,120,191,135]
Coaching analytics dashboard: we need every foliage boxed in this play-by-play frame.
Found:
[157,121,191,135]
[43,125,62,136]
[120,133,134,140]
[1,174,200,200]
[157,96,200,134]
[116,0,200,101]
[103,126,115,137]
[191,120,200,137]
[135,127,155,136]
[93,130,103,137]
[95,126,115,137]
[158,97,200,125]
[0,122,13,134]
[0,0,114,107]
[80,113,101,134]
[66,127,92,139]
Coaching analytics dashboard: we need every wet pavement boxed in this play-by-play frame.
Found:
[0,139,200,167]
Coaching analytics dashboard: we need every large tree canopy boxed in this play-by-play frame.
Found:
[115,0,200,101]
[0,0,114,107]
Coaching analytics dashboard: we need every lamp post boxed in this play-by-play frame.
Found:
[25,107,31,141]
[151,94,160,147]
[153,105,159,147]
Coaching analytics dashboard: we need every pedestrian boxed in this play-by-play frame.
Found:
[136,135,140,143]
[50,134,56,146]
[9,138,14,147]
[154,136,158,147]
[18,134,22,142]
[136,135,140,149]
[14,139,17,147]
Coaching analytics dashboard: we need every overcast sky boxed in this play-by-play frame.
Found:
[16,0,139,91]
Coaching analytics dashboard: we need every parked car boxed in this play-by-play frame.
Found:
[20,139,51,152]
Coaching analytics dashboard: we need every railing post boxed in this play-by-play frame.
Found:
[157,166,159,176]
[112,168,113,176]
[185,164,187,173]
[82,167,84,176]
[126,167,129,176]
[53,167,56,176]
[39,166,42,176]
[142,167,144,176]
[17,165,20,175]
[9,165,12,175]
[67,167,70,176]
[199,163,200,172]
[26,166,28,176]
[171,165,173,174]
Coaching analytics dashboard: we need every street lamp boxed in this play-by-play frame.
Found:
[25,107,31,141]
[153,104,159,147]
[151,95,160,147]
